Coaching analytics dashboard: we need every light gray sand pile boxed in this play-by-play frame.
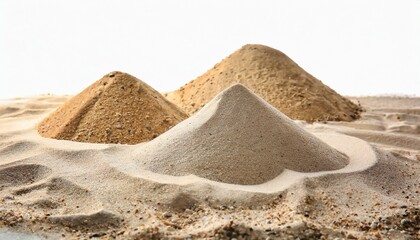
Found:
[141,84,349,185]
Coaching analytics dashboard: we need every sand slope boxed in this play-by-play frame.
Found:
[38,71,187,144]
[165,44,361,122]
[0,95,418,239]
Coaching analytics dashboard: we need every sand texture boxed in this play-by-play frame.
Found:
[0,93,419,239]
[165,44,362,122]
[37,71,187,144]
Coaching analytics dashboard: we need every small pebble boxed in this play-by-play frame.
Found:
[163,212,172,218]
[347,233,357,239]
[370,221,379,230]
[400,219,411,228]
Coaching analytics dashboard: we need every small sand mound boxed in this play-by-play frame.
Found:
[0,164,51,188]
[38,71,187,144]
[141,84,349,185]
[165,44,361,122]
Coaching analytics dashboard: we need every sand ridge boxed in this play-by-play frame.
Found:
[138,84,349,185]
[37,71,188,144]
[165,44,362,122]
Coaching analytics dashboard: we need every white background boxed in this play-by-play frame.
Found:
[1,0,419,98]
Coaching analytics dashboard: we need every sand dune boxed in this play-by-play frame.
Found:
[0,93,418,239]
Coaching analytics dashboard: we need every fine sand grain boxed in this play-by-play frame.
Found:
[37,71,187,144]
[0,94,418,239]
[165,44,362,122]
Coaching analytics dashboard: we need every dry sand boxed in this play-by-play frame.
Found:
[37,71,187,144]
[165,44,362,122]
[139,84,349,185]
[0,92,419,239]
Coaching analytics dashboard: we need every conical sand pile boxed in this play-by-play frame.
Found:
[38,71,187,144]
[165,44,361,122]
[141,84,349,185]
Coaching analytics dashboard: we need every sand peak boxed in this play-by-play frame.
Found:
[165,44,362,122]
[140,84,349,185]
[37,71,187,144]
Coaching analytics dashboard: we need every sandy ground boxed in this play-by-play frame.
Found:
[0,94,419,239]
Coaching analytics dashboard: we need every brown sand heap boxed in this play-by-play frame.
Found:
[141,84,349,185]
[165,44,361,122]
[37,71,187,144]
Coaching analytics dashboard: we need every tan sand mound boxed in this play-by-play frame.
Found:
[37,71,187,144]
[141,84,349,185]
[165,44,361,122]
